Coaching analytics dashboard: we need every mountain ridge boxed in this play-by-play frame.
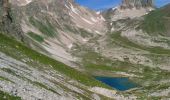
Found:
[102,0,154,21]
[0,0,170,99]
[121,0,154,9]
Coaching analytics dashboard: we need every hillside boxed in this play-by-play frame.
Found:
[102,0,154,21]
[140,4,170,36]
[0,33,117,99]
[0,0,170,100]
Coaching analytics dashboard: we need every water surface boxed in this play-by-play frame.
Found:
[95,76,138,91]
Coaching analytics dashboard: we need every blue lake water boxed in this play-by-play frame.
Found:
[95,77,138,91]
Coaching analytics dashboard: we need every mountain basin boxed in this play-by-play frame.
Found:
[95,76,138,91]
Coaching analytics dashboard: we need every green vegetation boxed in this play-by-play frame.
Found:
[111,32,170,55]
[0,33,111,89]
[0,76,13,83]
[140,5,170,36]
[85,61,139,73]
[79,28,93,38]
[137,95,162,100]
[139,67,170,81]
[33,81,59,94]
[122,65,170,99]
[29,17,57,37]
[64,25,78,33]
[0,90,21,100]
[1,68,17,76]
[82,51,138,72]
[64,25,93,38]
[27,32,44,42]
[156,83,170,90]
[82,51,170,78]
[152,38,170,46]
[81,49,170,94]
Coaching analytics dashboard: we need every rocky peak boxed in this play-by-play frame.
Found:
[102,0,154,21]
[120,0,154,9]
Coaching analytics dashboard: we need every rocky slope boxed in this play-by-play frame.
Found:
[0,33,121,100]
[121,0,154,9]
[140,4,170,36]
[0,0,107,66]
[0,0,25,41]
[0,0,170,100]
[103,0,154,21]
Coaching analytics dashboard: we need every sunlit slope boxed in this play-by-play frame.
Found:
[140,4,170,36]
[0,33,112,99]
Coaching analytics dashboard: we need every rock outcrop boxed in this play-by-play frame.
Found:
[0,0,25,41]
[0,0,12,27]
[103,0,154,21]
[121,0,154,9]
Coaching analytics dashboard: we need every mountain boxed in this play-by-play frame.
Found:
[0,0,118,99]
[1,0,170,100]
[0,33,115,100]
[0,0,107,66]
[140,4,170,36]
[121,0,154,9]
[103,0,154,21]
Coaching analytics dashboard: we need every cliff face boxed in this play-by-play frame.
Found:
[103,0,154,21]
[0,0,24,41]
[0,0,11,23]
[121,0,154,9]
[1,0,9,17]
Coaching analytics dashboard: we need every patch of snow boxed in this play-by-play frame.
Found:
[82,38,88,42]
[65,4,70,9]
[81,17,94,25]
[111,27,115,32]
[91,17,98,23]
[25,0,32,4]
[69,13,76,19]
[68,44,73,49]
[112,7,118,10]
[17,0,32,6]
[95,31,102,35]
[70,3,79,15]
[110,22,113,26]
[96,11,101,15]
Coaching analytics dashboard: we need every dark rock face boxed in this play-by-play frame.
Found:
[121,0,154,9]
[1,0,9,17]
[0,0,13,33]
[0,0,11,23]
[0,0,25,42]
